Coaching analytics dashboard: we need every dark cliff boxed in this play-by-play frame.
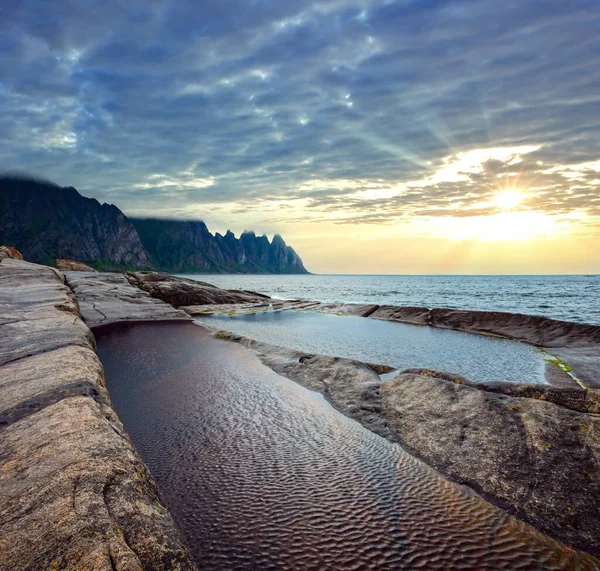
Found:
[0,176,309,273]
[130,219,308,274]
[0,176,151,269]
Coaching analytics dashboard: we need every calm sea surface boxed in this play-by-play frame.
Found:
[180,274,600,325]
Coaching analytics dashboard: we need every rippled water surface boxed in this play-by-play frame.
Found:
[96,322,597,569]
[197,311,549,383]
[181,274,600,325]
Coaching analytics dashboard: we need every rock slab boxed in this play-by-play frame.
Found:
[381,370,600,557]
[0,257,196,570]
[65,271,190,327]
[127,271,270,307]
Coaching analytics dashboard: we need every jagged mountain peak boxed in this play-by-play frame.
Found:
[0,176,151,269]
[0,176,309,274]
[130,218,308,273]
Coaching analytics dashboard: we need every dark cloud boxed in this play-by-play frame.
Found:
[0,0,599,228]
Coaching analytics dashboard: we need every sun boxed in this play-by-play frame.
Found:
[494,189,522,210]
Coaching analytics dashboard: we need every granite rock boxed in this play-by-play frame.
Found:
[0,258,197,570]
[65,271,190,327]
[0,397,195,570]
[381,371,600,556]
[127,271,270,307]
[57,258,98,272]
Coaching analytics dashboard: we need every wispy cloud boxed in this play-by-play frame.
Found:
[0,0,599,239]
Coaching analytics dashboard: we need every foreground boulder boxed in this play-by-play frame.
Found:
[381,370,600,556]
[56,258,97,272]
[0,258,196,569]
[1,397,195,570]
[126,271,270,307]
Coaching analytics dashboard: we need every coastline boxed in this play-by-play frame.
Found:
[179,272,600,326]
[2,258,599,567]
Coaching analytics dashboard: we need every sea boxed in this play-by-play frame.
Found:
[180,274,600,325]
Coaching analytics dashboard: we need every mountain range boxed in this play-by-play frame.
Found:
[0,176,308,274]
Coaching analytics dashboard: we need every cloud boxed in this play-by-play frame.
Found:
[0,0,599,235]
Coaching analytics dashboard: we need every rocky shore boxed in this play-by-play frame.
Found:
[2,258,599,566]
[0,256,196,570]
[179,297,600,389]
[142,272,599,557]
[210,330,600,557]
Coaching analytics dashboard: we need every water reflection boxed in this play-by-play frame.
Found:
[96,322,597,569]
[198,311,548,384]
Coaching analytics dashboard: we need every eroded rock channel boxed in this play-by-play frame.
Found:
[96,321,598,569]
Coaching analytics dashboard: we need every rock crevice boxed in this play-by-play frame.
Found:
[0,257,196,570]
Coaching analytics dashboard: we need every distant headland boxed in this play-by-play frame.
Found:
[0,175,308,274]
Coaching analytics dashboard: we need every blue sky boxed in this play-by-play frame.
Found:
[1,0,599,272]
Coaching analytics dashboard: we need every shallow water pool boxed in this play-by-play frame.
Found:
[96,322,595,569]
[197,310,549,383]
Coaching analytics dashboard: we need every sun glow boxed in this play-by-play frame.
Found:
[432,211,563,242]
[494,189,523,210]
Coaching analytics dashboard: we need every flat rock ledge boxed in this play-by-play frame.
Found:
[0,258,196,570]
[65,271,191,328]
[211,329,600,559]
[126,271,270,307]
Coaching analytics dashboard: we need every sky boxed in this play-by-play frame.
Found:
[1,0,599,274]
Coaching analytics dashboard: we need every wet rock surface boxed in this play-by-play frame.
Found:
[127,271,270,307]
[380,370,600,556]
[65,271,190,327]
[97,321,599,570]
[307,302,380,317]
[0,258,196,570]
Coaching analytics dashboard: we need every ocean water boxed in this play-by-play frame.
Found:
[181,274,600,325]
